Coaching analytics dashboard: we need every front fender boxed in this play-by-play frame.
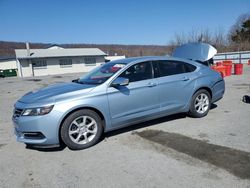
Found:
[54,96,111,134]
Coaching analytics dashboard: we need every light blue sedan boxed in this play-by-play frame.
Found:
[12,55,225,150]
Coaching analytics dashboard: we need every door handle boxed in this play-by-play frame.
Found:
[147,82,157,87]
[181,77,190,81]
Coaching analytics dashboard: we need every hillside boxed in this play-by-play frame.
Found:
[0,41,172,58]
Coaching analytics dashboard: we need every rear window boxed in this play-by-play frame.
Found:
[157,60,196,77]
[185,63,196,72]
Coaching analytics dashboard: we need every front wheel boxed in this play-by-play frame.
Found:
[189,89,211,118]
[60,109,103,150]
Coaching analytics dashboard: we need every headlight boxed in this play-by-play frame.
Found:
[22,105,54,116]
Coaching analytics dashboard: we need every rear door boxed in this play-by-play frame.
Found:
[155,60,197,113]
[107,61,160,127]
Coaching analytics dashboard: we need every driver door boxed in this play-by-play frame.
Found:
[107,61,160,128]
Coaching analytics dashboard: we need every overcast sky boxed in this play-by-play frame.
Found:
[0,0,249,45]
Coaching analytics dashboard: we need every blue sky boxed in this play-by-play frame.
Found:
[0,0,249,45]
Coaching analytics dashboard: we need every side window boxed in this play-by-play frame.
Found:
[158,60,196,77]
[184,63,196,72]
[120,61,153,82]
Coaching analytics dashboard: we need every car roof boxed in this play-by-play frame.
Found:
[109,56,202,67]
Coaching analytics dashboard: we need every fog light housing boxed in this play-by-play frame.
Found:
[23,132,45,139]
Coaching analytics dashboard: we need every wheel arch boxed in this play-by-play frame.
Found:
[58,106,106,145]
[194,86,212,99]
[184,86,213,112]
[187,86,212,118]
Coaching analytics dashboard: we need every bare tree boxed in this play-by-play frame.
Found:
[169,28,215,47]
[168,26,240,53]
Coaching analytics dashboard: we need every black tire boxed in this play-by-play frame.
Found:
[189,89,211,118]
[60,109,103,150]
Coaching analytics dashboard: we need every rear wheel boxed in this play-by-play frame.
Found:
[189,89,211,118]
[60,109,103,150]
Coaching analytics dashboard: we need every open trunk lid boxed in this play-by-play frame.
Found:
[172,43,217,62]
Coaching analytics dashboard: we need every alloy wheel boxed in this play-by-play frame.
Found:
[194,93,209,114]
[68,116,98,145]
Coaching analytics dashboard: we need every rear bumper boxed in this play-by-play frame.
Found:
[211,79,225,103]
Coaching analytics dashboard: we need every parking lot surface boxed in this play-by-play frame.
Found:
[0,67,250,188]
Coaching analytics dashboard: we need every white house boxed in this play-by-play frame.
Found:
[0,57,18,70]
[15,45,106,77]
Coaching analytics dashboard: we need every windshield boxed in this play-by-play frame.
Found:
[78,62,126,85]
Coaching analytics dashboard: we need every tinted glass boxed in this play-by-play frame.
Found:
[158,60,196,77]
[120,61,153,82]
[185,62,196,72]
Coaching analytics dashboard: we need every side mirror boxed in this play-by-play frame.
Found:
[111,77,129,87]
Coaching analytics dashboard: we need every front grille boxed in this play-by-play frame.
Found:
[13,108,23,118]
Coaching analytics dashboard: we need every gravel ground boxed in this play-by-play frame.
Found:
[0,66,250,188]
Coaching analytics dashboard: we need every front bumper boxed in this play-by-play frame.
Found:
[12,102,63,145]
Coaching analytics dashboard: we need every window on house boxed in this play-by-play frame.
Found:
[84,57,96,66]
[59,59,72,68]
[32,59,47,69]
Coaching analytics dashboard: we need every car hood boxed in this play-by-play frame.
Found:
[18,82,96,104]
[172,42,217,62]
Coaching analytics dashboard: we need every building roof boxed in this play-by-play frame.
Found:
[46,45,64,50]
[0,56,16,61]
[15,48,106,59]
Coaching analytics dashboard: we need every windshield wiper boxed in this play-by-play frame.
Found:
[81,82,101,85]
[72,79,100,85]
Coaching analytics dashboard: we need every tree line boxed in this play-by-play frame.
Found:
[169,13,250,53]
[0,41,171,58]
